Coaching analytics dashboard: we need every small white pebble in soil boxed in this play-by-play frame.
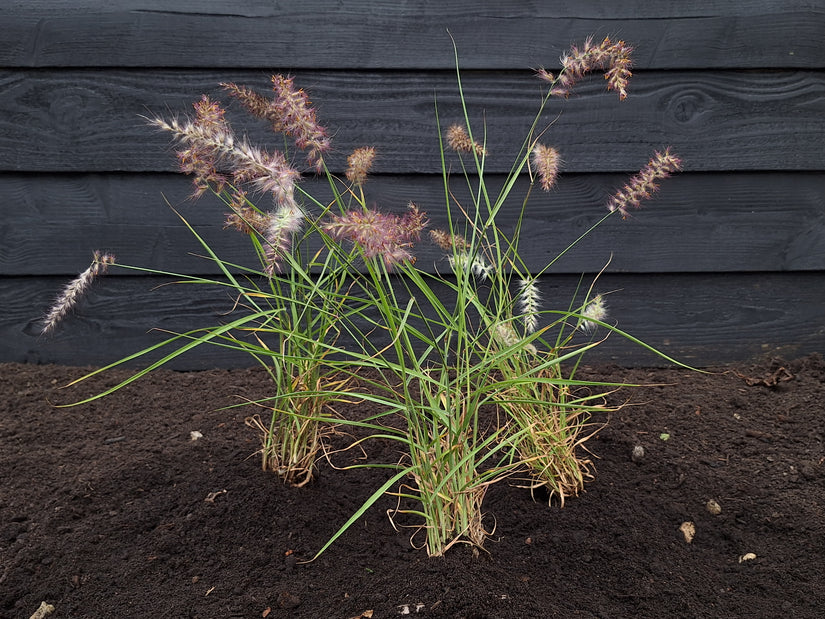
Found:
[631,444,645,462]
[190,430,203,441]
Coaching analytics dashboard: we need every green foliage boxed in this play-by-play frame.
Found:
[52,36,694,559]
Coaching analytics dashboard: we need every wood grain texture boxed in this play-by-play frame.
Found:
[7,272,824,369]
[2,2,822,69]
[2,3,822,368]
[1,69,823,173]
[3,172,824,276]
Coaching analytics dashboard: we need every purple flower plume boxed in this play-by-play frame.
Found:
[323,203,428,269]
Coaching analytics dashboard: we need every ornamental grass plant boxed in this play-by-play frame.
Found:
[44,35,690,558]
[52,80,367,487]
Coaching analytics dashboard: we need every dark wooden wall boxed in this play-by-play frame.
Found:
[2,1,824,368]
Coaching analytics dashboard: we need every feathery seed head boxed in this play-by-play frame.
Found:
[151,95,233,198]
[41,251,115,335]
[221,82,281,128]
[223,190,271,234]
[429,229,469,252]
[446,124,487,156]
[518,278,542,334]
[230,142,301,207]
[346,146,377,187]
[492,321,537,354]
[262,202,306,275]
[493,321,520,348]
[150,97,300,206]
[223,77,331,172]
[192,94,228,128]
[396,202,428,240]
[224,207,267,234]
[449,252,493,280]
[538,36,633,100]
[323,202,428,270]
[580,294,607,333]
[531,144,562,191]
[607,148,682,218]
[428,229,490,278]
[270,75,331,173]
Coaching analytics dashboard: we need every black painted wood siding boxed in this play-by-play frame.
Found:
[2,1,824,368]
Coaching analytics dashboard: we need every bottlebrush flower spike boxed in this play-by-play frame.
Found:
[149,96,300,208]
[346,146,377,187]
[492,321,537,354]
[446,124,487,156]
[493,321,520,348]
[269,75,331,173]
[428,230,492,280]
[518,278,542,334]
[229,141,301,208]
[223,76,332,173]
[608,148,682,218]
[450,252,493,280]
[41,251,115,334]
[221,82,279,128]
[324,203,428,270]
[262,202,306,275]
[538,36,633,100]
[165,95,232,197]
[223,189,270,234]
[580,294,607,333]
[531,144,561,191]
[429,229,469,252]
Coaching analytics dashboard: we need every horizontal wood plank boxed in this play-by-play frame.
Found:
[2,2,822,69]
[7,272,824,368]
[1,69,823,174]
[3,172,824,276]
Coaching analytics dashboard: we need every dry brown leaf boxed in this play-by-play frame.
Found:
[733,366,793,387]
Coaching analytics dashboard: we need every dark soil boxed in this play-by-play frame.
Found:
[2,356,824,618]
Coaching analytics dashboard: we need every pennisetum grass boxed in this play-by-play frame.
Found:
[50,78,368,487]
[44,34,696,558]
[303,35,691,555]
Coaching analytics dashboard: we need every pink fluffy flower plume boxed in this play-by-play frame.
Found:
[323,203,428,269]
[608,149,682,218]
